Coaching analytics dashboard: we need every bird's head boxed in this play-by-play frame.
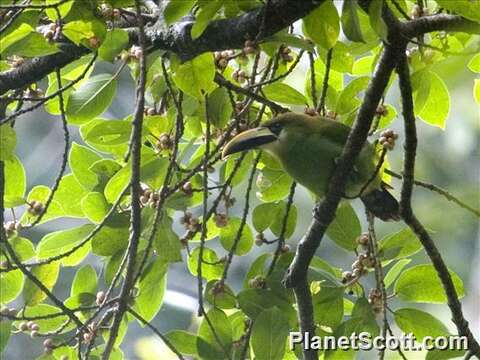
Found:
[221,112,312,159]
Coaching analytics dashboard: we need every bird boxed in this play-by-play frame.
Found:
[221,112,400,221]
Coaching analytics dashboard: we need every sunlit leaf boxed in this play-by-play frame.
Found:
[66,74,117,125]
[303,0,340,50]
[173,53,217,99]
[395,264,465,304]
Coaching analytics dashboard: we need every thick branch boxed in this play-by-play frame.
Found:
[402,14,480,38]
[0,44,88,96]
[0,0,324,96]
[147,0,324,61]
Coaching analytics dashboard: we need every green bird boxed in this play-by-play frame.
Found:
[222,113,400,221]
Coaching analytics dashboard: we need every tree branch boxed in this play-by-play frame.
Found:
[402,14,480,38]
[396,53,480,356]
[0,0,324,96]
[101,2,147,358]
[283,43,402,359]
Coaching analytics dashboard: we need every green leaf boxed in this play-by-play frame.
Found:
[383,259,411,289]
[224,152,253,187]
[71,265,97,297]
[351,297,379,335]
[80,119,129,156]
[256,168,293,202]
[0,23,33,55]
[302,0,340,50]
[205,280,237,309]
[37,225,94,266]
[394,308,450,340]
[45,0,73,19]
[237,288,293,320]
[197,308,232,360]
[435,0,480,22]
[166,330,198,356]
[219,217,254,256]
[468,53,480,73]
[134,258,167,323]
[66,74,117,125]
[91,214,129,256]
[4,155,26,208]
[149,212,182,263]
[0,320,11,353]
[379,227,422,260]
[0,269,23,304]
[22,304,68,333]
[164,0,195,25]
[395,264,465,304]
[251,307,290,360]
[418,72,450,129]
[252,202,277,232]
[23,263,60,306]
[173,53,217,99]
[321,41,355,74]
[191,1,222,40]
[69,142,102,190]
[51,174,87,220]
[262,83,307,105]
[336,76,370,115]
[8,236,35,262]
[326,202,361,250]
[352,55,375,76]
[313,286,344,328]
[188,247,225,281]
[0,125,15,161]
[271,202,297,239]
[3,32,58,57]
[207,87,233,128]
[243,253,271,288]
[341,0,364,43]
[412,70,450,129]
[98,29,128,62]
[62,19,106,46]
[368,0,387,41]
[474,79,480,105]
[81,192,110,223]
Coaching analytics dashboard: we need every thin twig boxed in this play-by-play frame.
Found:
[308,51,317,108]
[246,50,305,90]
[317,48,333,115]
[0,54,98,125]
[385,169,480,217]
[220,152,261,282]
[128,307,185,360]
[25,68,70,228]
[268,181,296,275]
[102,2,147,358]
[366,212,388,360]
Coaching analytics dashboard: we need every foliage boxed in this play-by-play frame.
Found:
[0,0,479,359]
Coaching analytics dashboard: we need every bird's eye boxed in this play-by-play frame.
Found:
[268,122,283,135]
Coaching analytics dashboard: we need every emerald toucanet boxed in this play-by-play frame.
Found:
[222,113,400,221]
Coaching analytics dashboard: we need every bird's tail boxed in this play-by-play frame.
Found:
[360,184,400,221]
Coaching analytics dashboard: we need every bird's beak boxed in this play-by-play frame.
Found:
[222,127,277,159]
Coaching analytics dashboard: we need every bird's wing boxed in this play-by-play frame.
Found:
[315,118,351,146]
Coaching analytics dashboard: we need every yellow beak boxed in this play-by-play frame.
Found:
[221,127,277,159]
